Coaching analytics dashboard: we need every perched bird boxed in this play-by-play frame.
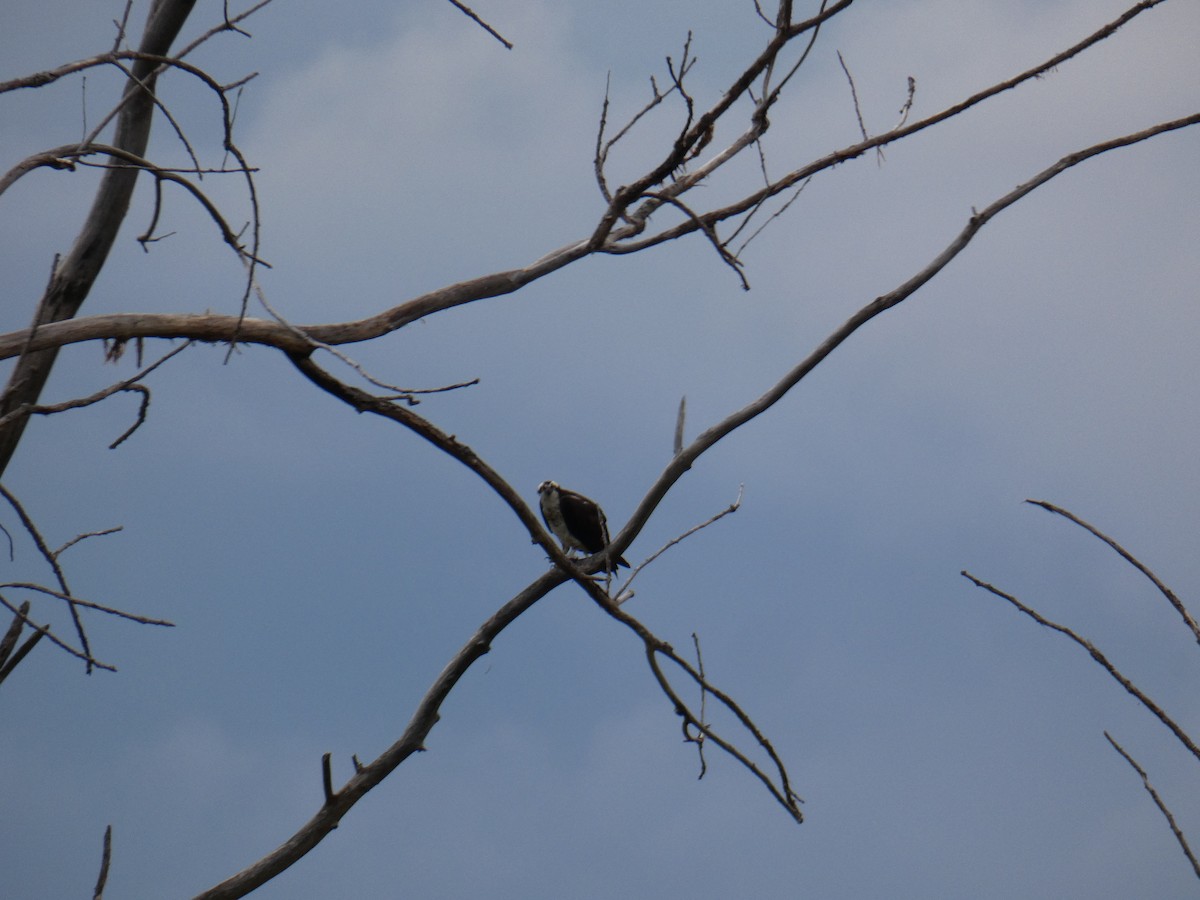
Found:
[537,480,629,571]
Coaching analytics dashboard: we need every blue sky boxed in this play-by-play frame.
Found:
[2,1,1198,897]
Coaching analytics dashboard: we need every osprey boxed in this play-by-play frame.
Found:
[537,480,629,571]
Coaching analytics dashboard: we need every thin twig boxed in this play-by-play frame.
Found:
[55,526,124,558]
[249,273,472,399]
[443,0,513,49]
[0,339,191,449]
[0,592,114,672]
[0,582,174,626]
[1104,732,1200,880]
[689,632,709,779]
[837,51,869,142]
[0,485,91,668]
[961,571,1199,764]
[617,486,743,604]
[732,178,810,257]
[1026,499,1200,645]
[111,0,134,53]
[642,191,749,288]
[183,0,273,58]
[642,632,803,821]
[103,57,203,174]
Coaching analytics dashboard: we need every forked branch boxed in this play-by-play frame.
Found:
[4,6,1191,370]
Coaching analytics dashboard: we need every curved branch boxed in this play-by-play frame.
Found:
[0,243,596,361]
[1026,499,1200,645]
[603,112,1200,566]
[0,340,191,436]
[962,572,1200,764]
[1,0,1176,414]
[1104,732,1200,880]
[5,113,1193,370]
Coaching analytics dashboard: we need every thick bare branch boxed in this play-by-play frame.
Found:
[0,0,199,479]
[5,78,1191,372]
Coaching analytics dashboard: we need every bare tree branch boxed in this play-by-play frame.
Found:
[0,482,169,677]
[0,623,45,685]
[964,498,1199,878]
[0,594,48,686]
[0,583,174,627]
[192,565,569,899]
[1104,732,1200,881]
[837,50,869,143]
[443,0,512,50]
[0,340,192,448]
[0,592,115,673]
[610,0,1178,254]
[6,118,1193,370]
[616,485,743,606]
[673,395,687,456]
[1026,499,1200,645]
[605,112,1199,569]
[4,1,1192,894]
[689,632,710,779]
[0,0,200,479]
[192,350,798,897]
[55,526,124,559]
[961,571,1200,764]
[0,484,93,667]
[92,824,113,900]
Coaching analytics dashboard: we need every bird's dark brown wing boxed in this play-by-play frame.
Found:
[556,488,607,554]
[558,488,629,569]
